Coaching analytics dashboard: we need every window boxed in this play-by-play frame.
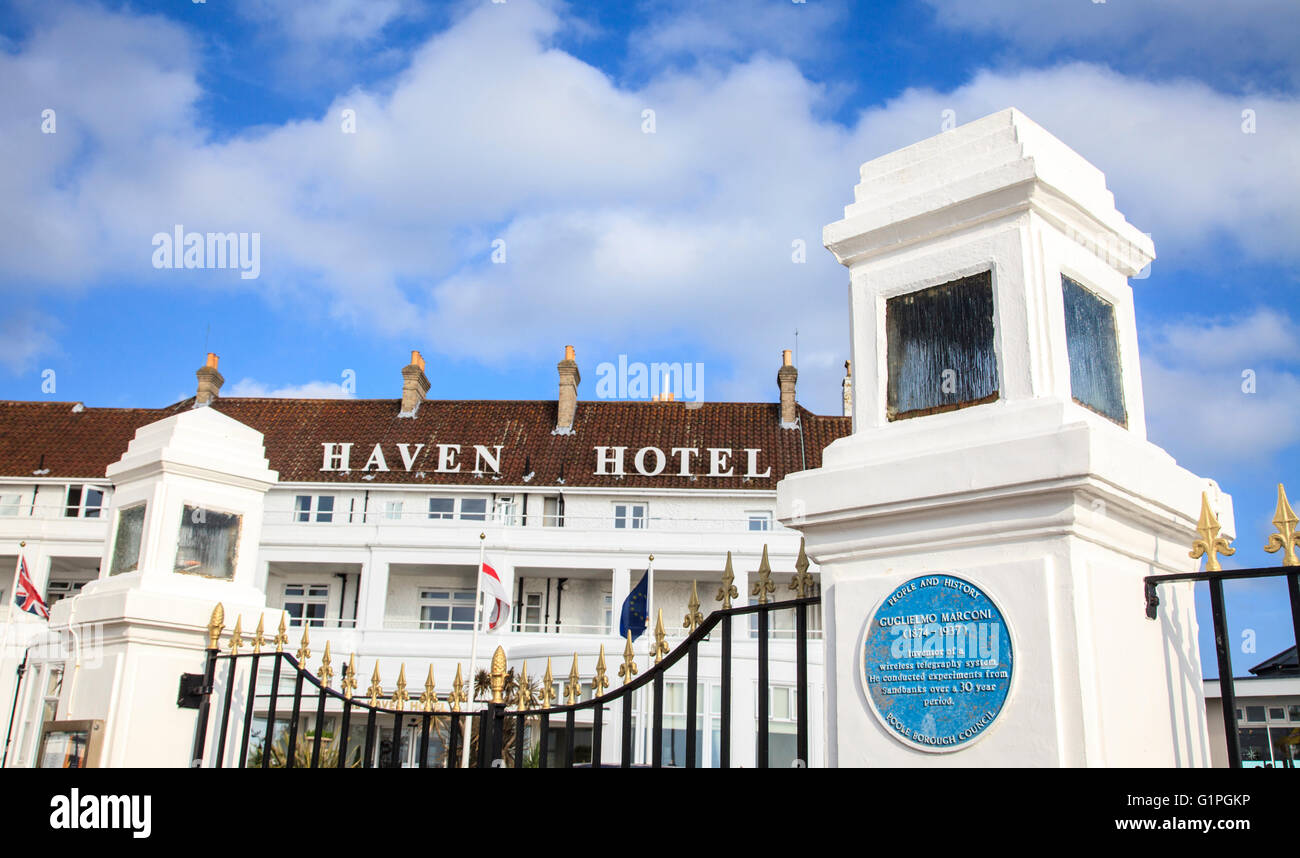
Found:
[64,485,105,519]
[520,593,542,632]
[495,496,518,526]
[886,271,998,421]
[175,505,241,579]
[1268,707,1286,721]
[1062,276,1127,426]
[1289,705,1300,722]
[384,501,404,521]
[419,590,476,630]
[283,583,329,627]
[294,495,334,523]
[543,496,564,527]
[603,594,613,634]
[614,503,647,529]
[45,580,87,606]
[759,686,800,768]
[0,494,21,516]
[662,681,704,767]
[747,511,772,532]
[428,497,454,520]
[1245,706,1267,723]
[459,498,487,521]
[110,503,146,575]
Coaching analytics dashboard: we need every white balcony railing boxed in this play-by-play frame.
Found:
[263,509,790,534]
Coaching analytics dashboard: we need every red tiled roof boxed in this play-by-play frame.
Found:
[0,398,850,490]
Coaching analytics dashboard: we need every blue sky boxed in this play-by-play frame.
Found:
[1,0,1297,675]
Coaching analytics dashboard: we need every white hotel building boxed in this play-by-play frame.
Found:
[0,347,850,768]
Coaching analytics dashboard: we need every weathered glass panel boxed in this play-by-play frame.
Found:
[1062,276,1127,426]
[109,503,146,575]
[175,505,241,579]
[886,272,999,421]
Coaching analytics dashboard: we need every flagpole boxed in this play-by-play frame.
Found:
[1,543,25,676]
[639,553,654,765]
[460,532,486,769]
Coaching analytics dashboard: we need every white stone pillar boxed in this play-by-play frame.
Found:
[779,109,1217,768]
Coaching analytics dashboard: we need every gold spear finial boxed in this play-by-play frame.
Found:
[651,609,669,665]
[251,615,266,654]
[391,664,409,712]
[790,537,814,598]
[490,646,507,704]
[228,616,244,655]
[517,661,533,712]
[366,662,384,708]
[319,641,333,688]
[618,632,639,685]
[716,552,738,609]
[564,655,582,705]
[751,544,775,605]
[1190,491,1236,572]
[538,658,556,710]
[684,580,703,631]
[207,603,225,650]
[295,624,311,668]
[342,653,358,700]
[274,612,289,653]
[419,666,439,712]
[450,665,467,712]
[1265,483,1300,567]
[592,646,609,698]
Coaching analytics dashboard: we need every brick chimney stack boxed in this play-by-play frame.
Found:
[778,349,798,427]
[195,353,224,407]
[842,360,853,417]
[555,344,580,433]
[400,350,430,417]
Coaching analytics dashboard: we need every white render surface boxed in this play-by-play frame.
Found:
[779,108,1221,767]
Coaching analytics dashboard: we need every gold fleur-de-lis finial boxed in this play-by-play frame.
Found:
[341,654,358,700]
[366,662,384,708]
[295,624,311,668]
[391,664,409,712]
[1265,483,1300,567]
[419,666,439,712]
[564,655,581,705]
[790,538,814,598]
[651,610,669,665]
[228,616,243,655]
[251,615,266,654]
[683,580,703,631]
[450,665,467,712]
[490,646,507,704]
[751,544,776,605]
[538,658,556,710]
[517,661,533,712]
[1190,491,1236,572]
[274,612,289,653]
[207,603,225,650]
[716,552,738,609]
[618,632,638,685]
[318,641,333,688]
[592,646,609,698]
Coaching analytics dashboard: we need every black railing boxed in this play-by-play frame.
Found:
[189,595,818,768]
[1144,565,1300,769]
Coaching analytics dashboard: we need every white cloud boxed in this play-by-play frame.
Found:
[2,1,1298,416]
[922,0,1300,90]
[226,378,356,399]
[1140,311,1300,472]
[0,308,60,375]
[235,0,415,47]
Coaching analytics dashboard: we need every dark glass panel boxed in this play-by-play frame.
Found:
[1062,276,1127,426]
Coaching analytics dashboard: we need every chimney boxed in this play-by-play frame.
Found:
[195,353,224,407]
[842,360,853,417]
[400,350,430,417]
[555,344,580,433]
[778,349,798,427]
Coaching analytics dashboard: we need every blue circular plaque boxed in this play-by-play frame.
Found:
[861,575,1014,752]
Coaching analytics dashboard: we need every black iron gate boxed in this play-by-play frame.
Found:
[188,546,820,768]
[1144,487,1300,768]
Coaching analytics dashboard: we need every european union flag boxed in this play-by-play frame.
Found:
[619,570,649,640]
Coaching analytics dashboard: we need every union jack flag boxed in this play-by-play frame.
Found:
[13,555,48,619]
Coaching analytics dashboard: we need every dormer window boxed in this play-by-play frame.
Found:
[887,271,999,421]
[1062,276,1127,426]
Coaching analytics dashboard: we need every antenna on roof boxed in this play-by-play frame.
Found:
[794,328,799,367]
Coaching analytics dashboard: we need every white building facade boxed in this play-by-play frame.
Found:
[0,347,847,768]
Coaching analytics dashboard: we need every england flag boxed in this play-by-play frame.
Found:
[480,558,511,632]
